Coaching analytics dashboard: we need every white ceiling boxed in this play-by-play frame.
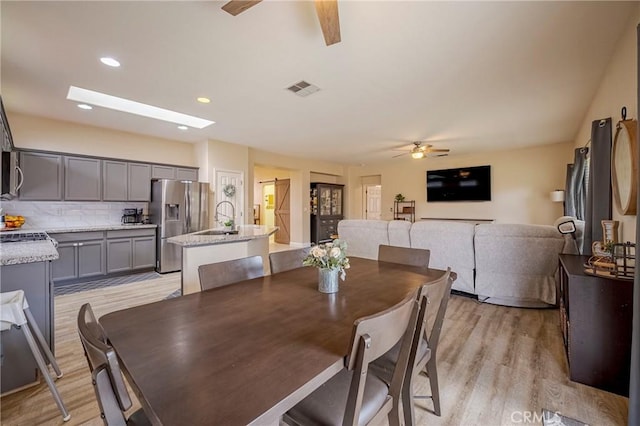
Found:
[1,1,635,164]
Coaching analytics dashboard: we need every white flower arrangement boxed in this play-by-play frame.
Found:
[303,239,350,280]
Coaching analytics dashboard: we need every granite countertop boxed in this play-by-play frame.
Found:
[18,224,158,233]
[0,239,59,266]
[168,225,278,247]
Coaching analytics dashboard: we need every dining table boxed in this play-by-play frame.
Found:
[100,257,448,425]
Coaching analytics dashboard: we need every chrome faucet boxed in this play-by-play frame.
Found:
[215,201,236,227]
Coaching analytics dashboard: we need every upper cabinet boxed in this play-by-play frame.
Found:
[128,163,151,201]
[18,152,64,200]
[64,156,101,201]
[18,149,196,202]
[151,165,176,180]
[176,167,198,181]
[103,160,128,201]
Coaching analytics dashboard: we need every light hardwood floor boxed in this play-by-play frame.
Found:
[1,276,629,426]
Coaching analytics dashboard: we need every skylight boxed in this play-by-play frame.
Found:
[66,86,215,129]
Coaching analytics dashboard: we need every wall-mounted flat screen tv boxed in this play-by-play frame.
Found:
[426,165,491,202]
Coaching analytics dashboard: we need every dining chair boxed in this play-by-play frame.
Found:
[378,244,431,268]
[198,255,264,291]
[77,303,149,426]
[283,291,418,426]
[268,247,311,274]
[371,268,453,424]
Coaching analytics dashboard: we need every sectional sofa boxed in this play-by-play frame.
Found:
[337,219,574,308]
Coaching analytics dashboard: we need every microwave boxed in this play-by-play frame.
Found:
[1,151,23,200]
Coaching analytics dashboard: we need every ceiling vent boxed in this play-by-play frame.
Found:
[286,81,320,97]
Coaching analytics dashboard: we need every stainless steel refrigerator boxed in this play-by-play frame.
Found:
[150,179,210,273]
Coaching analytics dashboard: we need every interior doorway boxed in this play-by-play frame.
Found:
[363,184,382,220]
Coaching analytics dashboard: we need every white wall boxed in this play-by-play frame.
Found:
[572,6,639,243]
[8,112,197,166]
[347,142,574,226]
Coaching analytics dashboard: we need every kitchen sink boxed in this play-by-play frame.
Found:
[198,229,239,236]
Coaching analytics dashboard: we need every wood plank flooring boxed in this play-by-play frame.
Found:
[0,276,629,425]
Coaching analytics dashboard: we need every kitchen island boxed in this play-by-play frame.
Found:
[168,225,278,295]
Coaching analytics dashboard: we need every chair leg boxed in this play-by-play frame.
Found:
[20,324,71,421]
[402,371,416,426]
[425,358,441,416]
[23,308,63,378]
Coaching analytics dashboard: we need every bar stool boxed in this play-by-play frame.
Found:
[0,290,70,421]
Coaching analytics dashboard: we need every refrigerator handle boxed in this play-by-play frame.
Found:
[185,185,191,233]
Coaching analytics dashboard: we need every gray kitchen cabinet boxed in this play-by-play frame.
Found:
[102,160,128,201]
[64,156,101,201]
[107,228,156,273]
[0,261,53,393]
[152,165,176,179]
[18,151,64,200]
[132,236,156,269]
[50,232,105,283]
[128,162,151,201]
[176,167,198,181]
[107,238,133,273]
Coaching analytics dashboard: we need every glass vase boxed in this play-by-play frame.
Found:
[318,268,339,293]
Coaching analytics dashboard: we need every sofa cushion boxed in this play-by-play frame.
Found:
[409,221,476,294]
[474,224,565,306]
[388,220,411,247]
[337,220,389,260]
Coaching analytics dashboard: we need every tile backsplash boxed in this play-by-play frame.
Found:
[0,201,147,228]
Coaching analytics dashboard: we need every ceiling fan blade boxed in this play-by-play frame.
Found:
[314,0,341,46]
[221,0,262,16]
[392,152,409,158]
[428,148,450,153]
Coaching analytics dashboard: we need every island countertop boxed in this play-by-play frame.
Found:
[168,225,278,247]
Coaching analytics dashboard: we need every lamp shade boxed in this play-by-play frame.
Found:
[550,190,565,202]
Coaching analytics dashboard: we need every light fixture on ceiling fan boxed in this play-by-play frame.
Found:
[221,0,341,46]
[393,141,450,159]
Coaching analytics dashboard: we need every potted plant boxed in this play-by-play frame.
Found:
[394,193,405,202]
[223,219,234,231]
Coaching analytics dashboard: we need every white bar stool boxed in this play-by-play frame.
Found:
[0,290,70,421]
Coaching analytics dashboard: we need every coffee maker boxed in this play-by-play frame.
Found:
[122,208,143,224]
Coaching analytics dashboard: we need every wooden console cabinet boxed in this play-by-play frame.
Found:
[558,254,633,396]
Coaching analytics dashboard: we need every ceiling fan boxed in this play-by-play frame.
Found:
[392,142,450,159]
[221,0,341,46]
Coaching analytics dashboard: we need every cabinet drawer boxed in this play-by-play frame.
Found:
[50,231,104,242]
[107,228,156,239]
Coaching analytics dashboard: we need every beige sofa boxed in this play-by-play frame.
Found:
[337,219,571,308]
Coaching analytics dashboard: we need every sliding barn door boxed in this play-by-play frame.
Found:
[274,179,290,244]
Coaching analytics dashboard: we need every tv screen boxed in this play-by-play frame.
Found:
[427,165,491,202]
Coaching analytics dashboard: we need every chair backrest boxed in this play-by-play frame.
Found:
[378,244,431,268]
[198,255,264,291]
[77,303,132,423]
[344,292,418,424]
[413,269,453,366]
[269,247,311,274]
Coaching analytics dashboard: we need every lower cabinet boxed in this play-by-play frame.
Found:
[51,232,105,282]
[51,228,156,284]
[106,229,157,274]
[0,261,53,394]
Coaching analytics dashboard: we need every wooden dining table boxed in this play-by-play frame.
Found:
[100,257,447,425]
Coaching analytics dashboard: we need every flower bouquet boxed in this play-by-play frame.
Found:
[303,239,350,281]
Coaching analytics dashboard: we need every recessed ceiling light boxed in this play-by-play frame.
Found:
[177,125,188,130]
[100,57,121,67]
[77,104,93,110]
[197,97,211,104]
[67,86,215,129]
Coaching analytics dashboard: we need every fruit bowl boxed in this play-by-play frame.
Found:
[3,215,25,230]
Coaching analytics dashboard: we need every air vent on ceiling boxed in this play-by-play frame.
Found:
[286,80,320,97]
